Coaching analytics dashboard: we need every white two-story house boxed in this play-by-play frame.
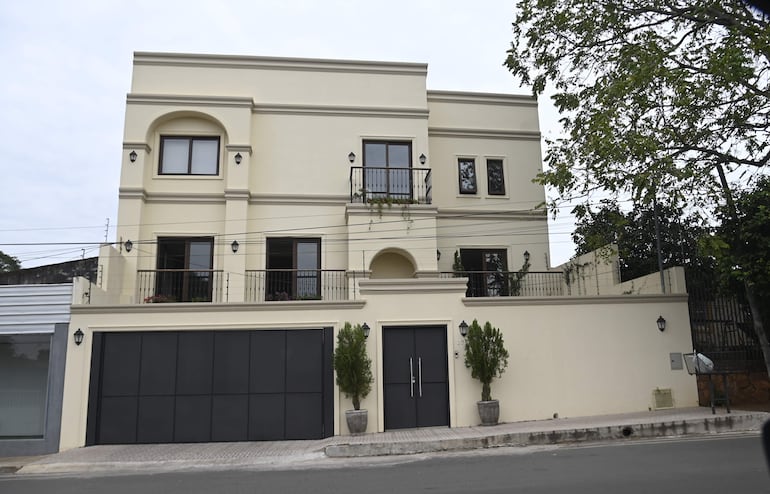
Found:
[59,52,696,451]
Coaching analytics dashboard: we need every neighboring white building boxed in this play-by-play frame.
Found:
[60,52,696,451]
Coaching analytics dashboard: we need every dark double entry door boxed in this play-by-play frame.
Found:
[383,326,449,430]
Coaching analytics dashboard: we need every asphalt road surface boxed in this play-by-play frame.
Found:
[1,435,767,493]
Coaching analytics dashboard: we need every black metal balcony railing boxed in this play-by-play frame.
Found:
[441,271,566,297]
[349,167,432,204]
[137,269,227,303]
[245,269,350,302]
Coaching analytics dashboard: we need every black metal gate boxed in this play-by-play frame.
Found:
[686,271,763,367]
[86,329,333,445]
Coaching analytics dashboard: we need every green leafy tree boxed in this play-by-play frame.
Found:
[506,0,770,374]
[464,320,509,402]
[0,251,21,272]
[506,1,770,209]
[572,201,710,280]
[708,177,770,365]
[332,322,373,410]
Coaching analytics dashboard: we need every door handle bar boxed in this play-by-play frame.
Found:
[409,357,414,398]
[418,357,423,397]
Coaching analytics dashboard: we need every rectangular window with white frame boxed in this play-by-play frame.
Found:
[159,136,220,175]
[458,158,477,194]
[486,159,506,195]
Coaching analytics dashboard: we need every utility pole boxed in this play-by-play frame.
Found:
[653,196,666,294]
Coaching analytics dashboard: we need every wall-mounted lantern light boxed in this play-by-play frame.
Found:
[348,152,356,164]
[129,150,138,163]
[523,250,530,263]
[419,153,427,165]
[459,320,469,338]
[124,240,133,253]
[657,315,666,332]
[234,153,242,165]
[73,328,84,346]
[362,323,370,338]
[436,249,441,261]
[231,240,239,253]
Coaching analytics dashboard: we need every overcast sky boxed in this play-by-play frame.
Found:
[0,0,576,269]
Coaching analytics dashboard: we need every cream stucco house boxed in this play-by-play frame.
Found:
[59,52,697,451]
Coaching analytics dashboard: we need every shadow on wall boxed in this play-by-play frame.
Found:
[369,251,416,279]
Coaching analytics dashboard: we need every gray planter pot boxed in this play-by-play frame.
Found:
[477,400,500,426]
[345,409,368,434]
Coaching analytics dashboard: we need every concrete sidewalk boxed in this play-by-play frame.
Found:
[4,407,768,476]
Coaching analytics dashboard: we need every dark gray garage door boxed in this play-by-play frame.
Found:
[86,329,333,445]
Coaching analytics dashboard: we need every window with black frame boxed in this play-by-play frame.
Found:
[363,141,412,200]
[459,248,509,297]
[486,159,506,195]
[266,238,321,301]
[159,136,220,175]
[155,237,214,302]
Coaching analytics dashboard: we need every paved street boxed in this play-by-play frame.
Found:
[1,435,767,494]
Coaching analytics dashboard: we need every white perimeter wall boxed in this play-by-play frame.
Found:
[61,284,696,449]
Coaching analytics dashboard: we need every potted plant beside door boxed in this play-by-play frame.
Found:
[464,319,509,425]
[333,322,374,434]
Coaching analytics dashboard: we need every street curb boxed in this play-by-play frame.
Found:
[16,452,328,476]
[324,413,768,457]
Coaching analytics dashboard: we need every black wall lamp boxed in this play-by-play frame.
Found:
[231,240,239,253]
[348,152,356,163]
[73,328,84,346]
[129,150,138,163]
[459,320,469,338]
[419,153,426,165]
[362,323,370,338]
[657,315,666,332]
[124,240,133,253]
[234,153,242,165]
[524,250,530,263]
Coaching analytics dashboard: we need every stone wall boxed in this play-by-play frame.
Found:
[696,371,770,408]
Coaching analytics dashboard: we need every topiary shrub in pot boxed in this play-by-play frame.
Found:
[464,319,509,425]
[332,322,373,434]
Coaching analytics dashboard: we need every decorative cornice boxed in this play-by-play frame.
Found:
[133,52,428,77]
[359,278,468,295]
[429,127,541,140]
[253,104,428,119]
[346,203,438,218]
[72,300,367,315]
[118,187,147,200]
[463,293,689,307]
[127,94,254,108]
[436,208,547,221]
[122,142,152,152]
[248,193,348,206]
[144,192,226,204]
[224,189,250,200]
[225,144,253,154]
[118,189,352,206]
[427,90,537,107]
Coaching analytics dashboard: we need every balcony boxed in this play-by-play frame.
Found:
[137,269,227,303]
[440,271,566,297]
[245,269,351,302]
[349,167,432,204]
